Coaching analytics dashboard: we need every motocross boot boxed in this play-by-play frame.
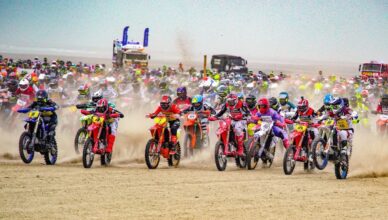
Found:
[282,138,290,149]
[170,135,177,154]
[236,135,245,156]
[106,135,115,153]
[340,140,348,156]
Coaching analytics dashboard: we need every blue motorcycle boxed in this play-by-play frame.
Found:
[17,107,58,165]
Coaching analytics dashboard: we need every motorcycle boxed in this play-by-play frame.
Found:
[82,111,117,168]
[210,114,247,171]
[283,120,319,175]
[312,117,353,179]
[182,110,210,157]
[17,107,58,165]
[245,116,276,170]
[145,114,181,169]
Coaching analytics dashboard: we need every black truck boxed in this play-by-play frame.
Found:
[210,54,248,74]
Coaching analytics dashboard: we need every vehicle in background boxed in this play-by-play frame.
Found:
[359,61,388,80]
[113,26,150,69]
[211,54,248,75]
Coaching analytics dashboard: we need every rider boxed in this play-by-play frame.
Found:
[183,95,216,145]
[214,85,229,110]
[291,97,319,156]
[278,92,296,112]
[327,97,357,156]
[97,79,118,100]
[254,98,289,149]
[212,93,250,156]
[244,94,258,115]
[16,79,36,104]
[374,94,388,115]
[25,90,59,140]
[81,98,124,153]
[173,86,191,110]
[148,95,181,152]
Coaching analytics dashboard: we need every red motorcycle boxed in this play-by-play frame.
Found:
[81,111,118,168]
[145,114,181,169]
[283,119,320,175]
[210,114,247,171]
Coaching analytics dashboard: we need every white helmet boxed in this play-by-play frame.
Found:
[19,79,29,91]
[92,91,103,103]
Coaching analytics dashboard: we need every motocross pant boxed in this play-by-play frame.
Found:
[231,120,246,155]
[106,119,119,153]
[272,125,289,148]
[43,114,57,138]
[168,119,180,144]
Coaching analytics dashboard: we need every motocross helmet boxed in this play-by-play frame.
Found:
[258,98,269,114]
[237,93,244,101]
[329,97,344,115]
[92,91,103,103]
[160,95,172,111]
[245,94,257,109]
[297,97,309,113]
[279,92,289,106]
[191,95,203,111]
[323,94,334,110]
[216,85,228,98]
[6,79,18,92]
[361,89,369,98]
[96,98,108,114]
[226,93,238,107]
[176,86,187,99]
[159,81,168,90]
[48,79,59,89]
[78,84,90,96]
[269,97,279,111]
[18,79,29,91]
[36,90,48,103]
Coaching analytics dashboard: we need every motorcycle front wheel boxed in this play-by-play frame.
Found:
[19,132,34,164]
[246,139,259,170]
[82,138,94,168]
[283,146,296,175]
[312,139,328,170]
[145,139,160,169]
[74,128,88,154]
[214,141,227,171]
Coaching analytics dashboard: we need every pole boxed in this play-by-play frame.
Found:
[203,55,207,78]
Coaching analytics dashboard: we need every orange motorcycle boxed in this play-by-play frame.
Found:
[183,110,210,157]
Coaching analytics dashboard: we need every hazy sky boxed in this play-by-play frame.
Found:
[0,0,387,64]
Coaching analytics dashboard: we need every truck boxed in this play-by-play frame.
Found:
[112,26,150,69]
[359,61,388,80]
[210,54,248,75]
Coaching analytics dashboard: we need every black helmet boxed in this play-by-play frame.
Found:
[269,97,279,111]
[36,90,48,103]
[245,94,257,109]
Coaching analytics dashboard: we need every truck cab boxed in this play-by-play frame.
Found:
[359,61,388,79]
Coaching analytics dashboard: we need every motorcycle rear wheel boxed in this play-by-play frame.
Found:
[19,132,34,164]
[44,138,58,165]
[214,141,227,171]
[312,139,328,170]
[82,138,94,168]
[168,143,181,167]
[283,146,296,175]
[145,139,160,169]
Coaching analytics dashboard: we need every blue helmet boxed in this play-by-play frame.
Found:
[323,94,334,105]
[191,95,203,110]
